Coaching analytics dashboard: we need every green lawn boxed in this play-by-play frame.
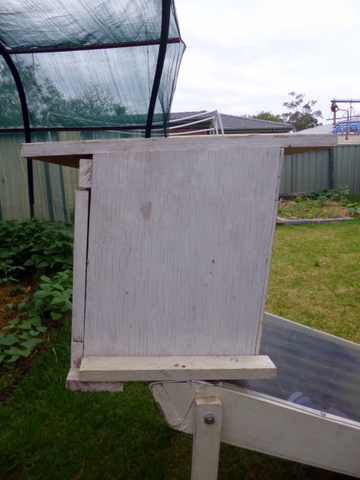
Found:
[1,220,359,480]
[267,220,360,343]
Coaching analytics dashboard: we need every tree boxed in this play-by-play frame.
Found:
[0,59,126,128]
[59,85,127,126]
[252,111,284,123]
[0,60,66,128]
[281,92,322,131]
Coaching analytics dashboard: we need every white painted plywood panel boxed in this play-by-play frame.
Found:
[83,146,282,357]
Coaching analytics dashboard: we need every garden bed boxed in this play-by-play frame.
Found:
[277,199,355,221]
[0,219,74,398]
[277,200,353,220]
[277,185,360,224]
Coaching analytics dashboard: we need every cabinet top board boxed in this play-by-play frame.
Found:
[21,134,338,168]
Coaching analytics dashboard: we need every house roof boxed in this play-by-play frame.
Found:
[169,111,293,134]
[220,113,293,132]
[299,117,360,144]
[298,124,334,134]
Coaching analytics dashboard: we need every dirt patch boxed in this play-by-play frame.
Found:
[0,277,36,330]
[318,201,353,217]
[277,200,354,220]
[0,276,50,402]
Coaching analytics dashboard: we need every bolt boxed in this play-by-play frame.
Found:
[204,413,216,425]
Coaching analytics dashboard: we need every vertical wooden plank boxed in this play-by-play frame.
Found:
[191,397,223,480]
[84,146,282,357]
[255,147,284,353]
[71,188,89,367]
[79,159,93,188]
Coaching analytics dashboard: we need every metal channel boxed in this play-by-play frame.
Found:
[7,37,182,55]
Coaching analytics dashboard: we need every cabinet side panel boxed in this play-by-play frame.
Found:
[84,146,281,356]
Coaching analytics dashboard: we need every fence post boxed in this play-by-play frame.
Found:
[329,148,335,190]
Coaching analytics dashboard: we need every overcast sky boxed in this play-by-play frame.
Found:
[171,0,360,124]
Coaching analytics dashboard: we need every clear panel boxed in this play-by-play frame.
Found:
[233,315,360,422]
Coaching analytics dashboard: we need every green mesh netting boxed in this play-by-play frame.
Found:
[0,0,185,135]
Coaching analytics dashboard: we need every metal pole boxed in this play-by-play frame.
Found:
[329,148,335,191]
[0,43,34,218]
[145,0,171,138]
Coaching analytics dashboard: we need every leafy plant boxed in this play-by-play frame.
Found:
[32,270,73,321]
[291,185,351,204]
[0,218,73,280]
[0,258,24,284]
[330,184,350,201]
[0,219,74,367]
[0,316,46,363]
[278,185,357,220]
[0,270,72,365]
[346,203,360,217]
[8,285,25,297]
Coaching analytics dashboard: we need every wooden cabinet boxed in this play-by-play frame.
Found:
[21,134,337,387]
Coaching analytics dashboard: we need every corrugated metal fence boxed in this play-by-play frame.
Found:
[1,135,360,221]
[0,132,79,221]
[280,144,360,196]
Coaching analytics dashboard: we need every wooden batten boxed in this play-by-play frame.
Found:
[79,159,93,188]
[21,134,338,168]
[79,355,277,382]
[70,188,90,367]
[66,367,123,392]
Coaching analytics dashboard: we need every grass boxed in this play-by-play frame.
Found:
[1,220,359,479]
[266,220,360,343]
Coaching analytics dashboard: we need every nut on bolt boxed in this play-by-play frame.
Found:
[204,413,216,425]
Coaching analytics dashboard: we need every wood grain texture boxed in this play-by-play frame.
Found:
[21,134,338,168]
[66,367,123,392]
[151,381,360,477]
[79,159,93,188]
[78,355,276,382]
[191,397,223,480]
[83,146,282,357]
[70,189,89,366]
[70,341,84,369]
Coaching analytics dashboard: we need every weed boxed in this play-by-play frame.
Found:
[278,185,360,219]
[8,285,24,297]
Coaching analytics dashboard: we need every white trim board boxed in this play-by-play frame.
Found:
[21,134,338,168]
[79,355,276,382]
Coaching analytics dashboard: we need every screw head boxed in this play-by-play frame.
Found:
[204,413,216,425]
